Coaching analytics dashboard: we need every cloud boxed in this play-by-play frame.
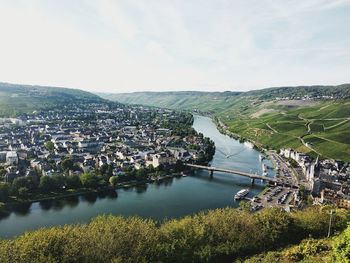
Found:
[0,0,349,92]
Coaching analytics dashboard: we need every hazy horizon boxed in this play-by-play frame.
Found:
[1,0,350,93]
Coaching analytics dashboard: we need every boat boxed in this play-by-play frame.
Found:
[259,154,265,162]
[234,189,249,200]
[244,141,254,149]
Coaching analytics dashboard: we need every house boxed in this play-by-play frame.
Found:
[152,152,175,168]
[6,151,18,165]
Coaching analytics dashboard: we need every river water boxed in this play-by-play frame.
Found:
[0,115,274,238]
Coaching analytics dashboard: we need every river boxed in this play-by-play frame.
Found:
[0,115,274,238]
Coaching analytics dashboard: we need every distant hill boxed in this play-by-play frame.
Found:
[245,84,350,100]
[0,82,104,116]
[98,84,350,113]
[98,84,350,161]
[96,90,243,113]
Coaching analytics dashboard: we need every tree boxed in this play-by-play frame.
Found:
[107,164,114,177]
[39,176,55,192]
[0,168,6,179]
[52,175,65,190]
[80,172,99,188]
[61,158,74,172]
[66,175,82,189]
[109,176,118,187]
[44,141,55,152]
[18,187,29,199]
[12,177,35,194]
[100,164,108,175]
[136,168,147,181]
[0,183,10,202]
[148,164,155,173]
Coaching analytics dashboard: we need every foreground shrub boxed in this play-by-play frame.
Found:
[0,206,347,263]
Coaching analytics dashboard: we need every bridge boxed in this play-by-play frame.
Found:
[185,163,289,186]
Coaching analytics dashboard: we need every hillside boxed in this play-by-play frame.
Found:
[220,100,350,162]
[99,85,350,161]
[97,84,350,113]
[244,231,349,263]
[97,91,243,113]
[0,82,104,117]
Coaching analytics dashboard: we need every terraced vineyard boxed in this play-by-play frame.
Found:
[222,101,350,161]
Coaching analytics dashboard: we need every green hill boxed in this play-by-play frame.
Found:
[97,84,350,113]
[0,82,104,117]
[99,85,350,161]
[97,90,243,113]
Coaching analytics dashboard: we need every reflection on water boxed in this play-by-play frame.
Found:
[81,192,98,205]
[65,196,80,208]
[39,200,53,210]
[106,190,118,199]
[11,203,32,216]
[0,116,274,238]
[135,184,148,194]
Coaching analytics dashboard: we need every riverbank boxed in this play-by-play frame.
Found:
[213,116,264,150]
[1,172,186,213]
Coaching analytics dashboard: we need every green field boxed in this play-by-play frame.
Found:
[222,101,350,161]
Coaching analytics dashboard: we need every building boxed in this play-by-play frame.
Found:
[6,151,18,165]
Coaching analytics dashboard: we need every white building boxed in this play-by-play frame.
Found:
[6,151,18,165]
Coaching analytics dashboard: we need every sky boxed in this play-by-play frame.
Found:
[0,0,350,93]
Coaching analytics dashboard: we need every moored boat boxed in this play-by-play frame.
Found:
[244,141,254,149]
[234,189,249,199]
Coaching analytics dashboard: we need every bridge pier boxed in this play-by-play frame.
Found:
[209,170,214,178]
[251,178,255,186]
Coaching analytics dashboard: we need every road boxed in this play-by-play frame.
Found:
[267,151,299,186]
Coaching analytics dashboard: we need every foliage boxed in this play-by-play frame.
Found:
[79,172,99,188]
[61,158,74,172]
[11,177,35,194]
[333,223,350,263]
[65,175,82,189]
[0,206,348,263]
[44,141,55,152]
[0,182,10,202]
[39,176,56,192]
[245,223,350,263]
[109,176,118,187]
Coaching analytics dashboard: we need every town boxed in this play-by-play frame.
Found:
[0,102,215,209]
[278,147,350,208]
[247,146,350,211]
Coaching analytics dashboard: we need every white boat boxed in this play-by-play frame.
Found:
[234,189,249,199]
[244,141,254,149]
